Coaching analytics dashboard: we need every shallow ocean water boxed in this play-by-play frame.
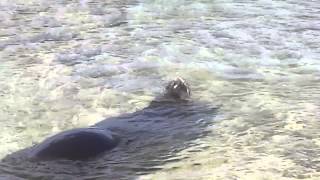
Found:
[0,0,320,179]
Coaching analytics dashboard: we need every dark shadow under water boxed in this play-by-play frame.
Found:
[1,99,218,180]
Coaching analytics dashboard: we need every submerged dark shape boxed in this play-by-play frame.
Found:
[28,128,118,161]
[28,77,192,161]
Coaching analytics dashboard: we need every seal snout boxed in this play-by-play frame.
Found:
[165,77,191,100]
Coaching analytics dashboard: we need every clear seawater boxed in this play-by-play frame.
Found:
[0,0,320,179]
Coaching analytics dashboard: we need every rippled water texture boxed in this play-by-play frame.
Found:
[1,0,320,179]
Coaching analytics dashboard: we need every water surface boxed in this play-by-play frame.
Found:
[1,0,320,179]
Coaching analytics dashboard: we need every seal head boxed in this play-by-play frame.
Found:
[164,77,191,100]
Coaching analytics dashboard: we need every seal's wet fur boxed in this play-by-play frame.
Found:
[164,77,191,100]
[28,128,119,161]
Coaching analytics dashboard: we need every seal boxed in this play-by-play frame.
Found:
[28,77,191,161]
